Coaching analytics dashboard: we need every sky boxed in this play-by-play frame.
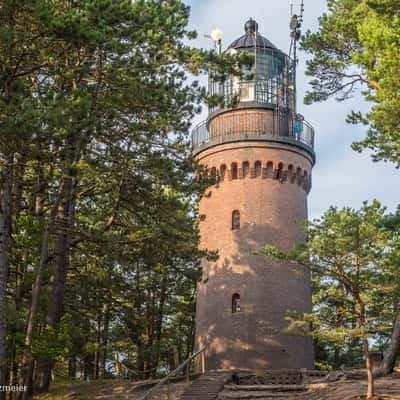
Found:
[184,0,400,220]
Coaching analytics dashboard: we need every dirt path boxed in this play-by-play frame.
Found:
[34,379,190,400]
[35,376,400,400]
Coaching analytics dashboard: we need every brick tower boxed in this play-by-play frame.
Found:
[193,19,315,371]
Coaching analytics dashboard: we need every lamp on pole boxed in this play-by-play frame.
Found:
[204,29,223,109]
[210,28,223,54]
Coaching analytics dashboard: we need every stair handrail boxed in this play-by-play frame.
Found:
[139,345,207,400]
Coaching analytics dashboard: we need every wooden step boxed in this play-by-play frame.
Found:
[218,391,307,399]
[218,391,307,398]
[180,372,233,400]
[223,384,307,392]
[218,383,307,399]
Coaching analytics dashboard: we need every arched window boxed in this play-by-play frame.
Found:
[232,210,240,230]
[277,163,284,180]
[242,161,250,178]
[220,164,227,181]
[288,165,295,183]
[303,171,308,189]
[210,167,217,179]
[296,167,303,186]
[255,161,262,178]
[232,294,241,313]
[231,163,238,180]
[266,161,274,179]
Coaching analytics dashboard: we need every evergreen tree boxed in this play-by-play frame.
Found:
[260,201,400,399]
[0,0,241,397]
[301,0,400,166]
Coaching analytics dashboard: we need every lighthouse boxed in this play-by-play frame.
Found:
[192,18,315,371]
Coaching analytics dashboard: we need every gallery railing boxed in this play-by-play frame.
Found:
[192,108,315,154]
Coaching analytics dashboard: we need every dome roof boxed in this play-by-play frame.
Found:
[227,18,280,51]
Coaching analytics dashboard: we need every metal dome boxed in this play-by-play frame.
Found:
[227,18,279,51]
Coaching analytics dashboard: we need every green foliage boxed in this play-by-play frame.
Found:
[0,0,239,388]
[32,315,72,360]
[260,201,400,370]
[301,0,400,166]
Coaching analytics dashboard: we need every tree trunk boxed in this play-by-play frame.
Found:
[136,344,145,378]
[378,312,400,375]
[94,317,101,380]
[68,354,76,379]
[333,347,340,369]
[150,281,167,377]
[0,161,13,400]
[83,355,91,381]
[19,228,52,400]
[100,302,110,379]
[358,300,374,399]
[68,355,76,380]
[363,337,375,399]
[19,180,66,400]
[34,177,74,392]
[94,350,99,380]
[10,160,27,398]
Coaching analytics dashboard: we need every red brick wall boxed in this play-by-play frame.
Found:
[209,109,275,140]
[195,140,314,370]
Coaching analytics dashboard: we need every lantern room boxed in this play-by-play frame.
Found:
[192,18,315,164]
[210,18,295,111]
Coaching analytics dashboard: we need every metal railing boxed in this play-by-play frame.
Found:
[139,346,207,400]
[192,108,315,154]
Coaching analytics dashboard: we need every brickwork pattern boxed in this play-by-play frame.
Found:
[195,140,314,371]
[209,109,275,140]
[208,160,311,193]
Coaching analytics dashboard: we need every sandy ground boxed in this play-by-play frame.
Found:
[34,379,189,400]
[304,378,400,400]
[34,376,400,400]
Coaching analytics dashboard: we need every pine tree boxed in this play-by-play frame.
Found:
[301,0,400,166]
[260,201,400,399]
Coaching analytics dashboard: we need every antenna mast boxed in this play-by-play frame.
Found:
[289,0,304,112]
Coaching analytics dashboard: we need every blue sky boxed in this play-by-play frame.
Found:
[185,0,400,220]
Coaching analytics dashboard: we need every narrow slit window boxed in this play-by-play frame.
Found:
[242,161,250,178]
[277,163,284,180]
[255,161,262,178]
[266,161,274,178]
[297,167,302,186]
[220,165,227,181]
[232,294,241,313]
[232,210,240,230]
[288,165,294,183]
[231,163,238,180]
[210,167,217,180]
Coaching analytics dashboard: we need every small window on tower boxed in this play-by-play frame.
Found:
[288,165,294,183]
[255,161,262,178]
[231,163,238,180]
[232,210,240,230]
[277,163,284,180]
[220,164,227,181]
[210,167,217,180]
[297,167,302,186]
[232,294,241,313]
[266,161,274,178]
[242,161,250,178]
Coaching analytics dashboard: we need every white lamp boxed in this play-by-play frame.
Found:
[210,28,223,42]
[210,28,223,54]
